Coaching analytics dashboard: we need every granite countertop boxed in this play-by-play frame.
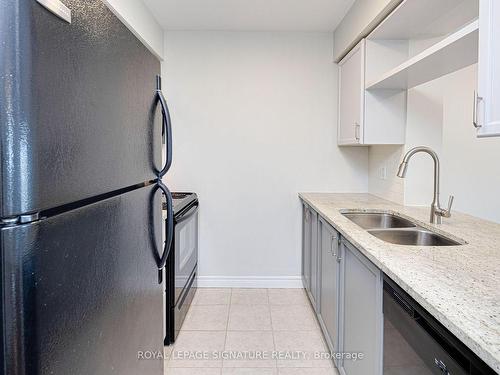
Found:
[299,193,500,373]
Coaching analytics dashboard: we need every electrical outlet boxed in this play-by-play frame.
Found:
[379,166,387,180]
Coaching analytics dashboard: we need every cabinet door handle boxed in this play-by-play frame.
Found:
[331,236,337,257]
[473,91,483,128]
[354,122,361,141]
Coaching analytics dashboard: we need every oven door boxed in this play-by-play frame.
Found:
[174,203,199,304]
[171,202,199,342]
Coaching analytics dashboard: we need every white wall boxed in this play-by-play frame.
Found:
[403,77,445,206]
[162,31,368,287]
[369,64,500,223]
[368,145,404,205]
[368,76,445,205]
[102,0,164,59]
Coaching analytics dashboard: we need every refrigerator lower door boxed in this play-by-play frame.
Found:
[1,185,164,375]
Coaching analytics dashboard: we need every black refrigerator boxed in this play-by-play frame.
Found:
[0,1,173,374]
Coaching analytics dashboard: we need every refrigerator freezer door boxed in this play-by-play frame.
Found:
[0,0,163,218]
[0,186,164,375]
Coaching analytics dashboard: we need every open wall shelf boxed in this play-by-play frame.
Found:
[369,0,478,40]
[366,20,479,90]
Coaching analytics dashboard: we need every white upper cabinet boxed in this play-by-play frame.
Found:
[337,0,480,146]
[338,39,407,146]
[476,0,500,137]
[338,40,365,145]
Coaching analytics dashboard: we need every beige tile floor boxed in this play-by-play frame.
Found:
[165,288,340,375]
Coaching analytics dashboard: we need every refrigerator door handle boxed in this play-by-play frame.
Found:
[156,75,172,177]
[154,181,174,270]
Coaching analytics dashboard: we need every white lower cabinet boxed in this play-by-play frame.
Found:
[302,203,320,312]
[302,204,312,293]
[301,203,383,375]
[318,217,341,365]
[309,209,320,311]
[339,239,383,375]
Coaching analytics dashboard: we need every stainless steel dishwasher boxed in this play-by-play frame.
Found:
[383,275,495,375]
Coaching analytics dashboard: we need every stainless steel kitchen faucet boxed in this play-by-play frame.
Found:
[397,146,454,224]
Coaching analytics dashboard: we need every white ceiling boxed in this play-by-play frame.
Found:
[143,0,355,32]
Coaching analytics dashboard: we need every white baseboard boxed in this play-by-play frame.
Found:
[197,276,303,289]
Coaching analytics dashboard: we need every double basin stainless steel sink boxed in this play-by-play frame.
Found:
[341,212,463,246]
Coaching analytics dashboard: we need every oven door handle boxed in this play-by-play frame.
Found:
[175,203,199,224]
[155,181,174,270]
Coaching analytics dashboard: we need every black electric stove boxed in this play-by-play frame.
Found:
[163,192,199,345]
[170,192,198,218]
